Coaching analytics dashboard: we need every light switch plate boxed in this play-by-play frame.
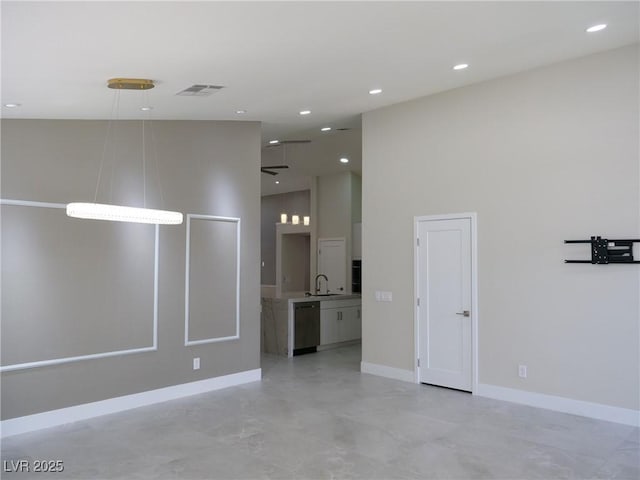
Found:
[193,357,201,370]
[375,291,393,302]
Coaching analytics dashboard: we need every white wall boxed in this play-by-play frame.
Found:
[362,45,639,410]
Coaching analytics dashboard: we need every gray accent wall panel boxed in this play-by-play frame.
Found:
[1,203,155,367]
[187,217,239,343]
[0,119,261,420]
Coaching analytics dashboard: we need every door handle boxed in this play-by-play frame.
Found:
[456,310,470,317]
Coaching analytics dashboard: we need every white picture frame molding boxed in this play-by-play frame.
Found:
[0,199,159,372]
[184,213,241,346]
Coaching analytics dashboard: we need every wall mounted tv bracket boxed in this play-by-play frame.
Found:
[564,237,640,264]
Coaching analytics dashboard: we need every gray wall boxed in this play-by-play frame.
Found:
[281,234,311,293]
[1,119,261,420]
[362,45,639,410]
[260,190,310,285]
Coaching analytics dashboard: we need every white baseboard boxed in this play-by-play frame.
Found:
[361,361,414,383]
[476,383,640,427]
[1,368,261,438]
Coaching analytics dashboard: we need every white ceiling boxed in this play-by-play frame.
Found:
[2,1,638,194]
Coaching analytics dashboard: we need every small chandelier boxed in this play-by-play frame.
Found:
[66,78,183,225]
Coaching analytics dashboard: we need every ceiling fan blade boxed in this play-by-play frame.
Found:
[262,165,289,169]
[261,168,279,176]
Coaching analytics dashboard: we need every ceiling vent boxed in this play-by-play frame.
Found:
[176,85,224,97]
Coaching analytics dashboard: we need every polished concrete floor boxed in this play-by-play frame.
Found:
[2,345,638,479]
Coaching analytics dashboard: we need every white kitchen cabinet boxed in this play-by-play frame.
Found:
[319,300,361,345]
[320,308,339,345]
[341,305,361,341]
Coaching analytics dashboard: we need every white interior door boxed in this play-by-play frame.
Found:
[417,217,472,391]
[317,238,346,294]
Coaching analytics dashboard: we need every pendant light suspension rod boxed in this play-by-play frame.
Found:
[142,116,146,209]
[94,89,119,203]
[108,90,121,204]
[149,117,166,209]
[66,78,183,225]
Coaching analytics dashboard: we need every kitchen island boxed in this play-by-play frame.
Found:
[261,293,361,357]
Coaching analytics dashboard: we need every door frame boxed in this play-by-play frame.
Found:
[413,212,479,393]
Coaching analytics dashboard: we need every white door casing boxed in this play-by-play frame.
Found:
[415,214,477,392]
[317,238,346,294]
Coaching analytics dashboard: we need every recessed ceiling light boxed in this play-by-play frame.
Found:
[4,103,21,108]
[339,157,349,164]
[235,109,247,114]
[586,24,607,33]
[299,110,311,116]
[321,127,331,132]
[269,140,279,144]
[369,88,382,95]
[453,64,469,71]
[140,106,153,111]
[275,180,280,184]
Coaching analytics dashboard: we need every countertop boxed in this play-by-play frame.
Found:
[288,294,361,303]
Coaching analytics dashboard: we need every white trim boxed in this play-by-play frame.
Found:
[184,214,241,346]
[0,198,66,209]
[361,361,414,383]
[0,347,158,373]
[414,219,419,384]
[0,199,159,372]
[153,221,159,349]
[475,383,640,427]
[1,368,262,438]
[413,212,478,392]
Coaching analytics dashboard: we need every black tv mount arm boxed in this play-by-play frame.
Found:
[565,236,640,264]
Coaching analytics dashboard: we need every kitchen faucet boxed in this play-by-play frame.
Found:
[314,274,328,295]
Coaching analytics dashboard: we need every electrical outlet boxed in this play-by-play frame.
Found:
[518,364,527,378]
[193,357,200,370]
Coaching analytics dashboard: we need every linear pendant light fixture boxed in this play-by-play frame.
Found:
[66,78,183,225]
[66,203,182,224]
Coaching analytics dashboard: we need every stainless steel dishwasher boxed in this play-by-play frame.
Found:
[293,301,320,355]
